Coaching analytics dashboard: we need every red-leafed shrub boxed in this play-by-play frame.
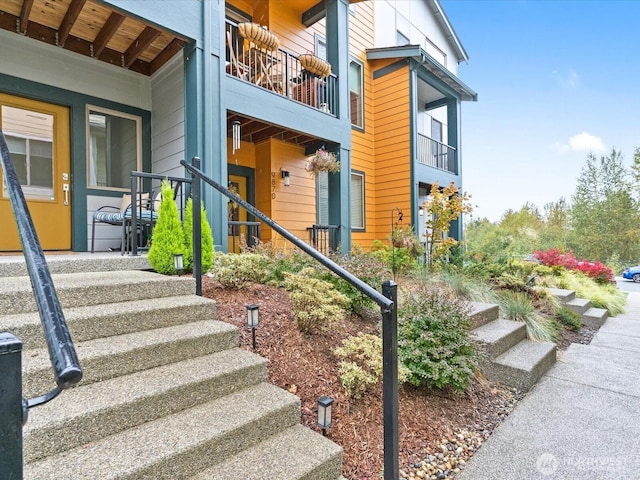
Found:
[534,249,614,284]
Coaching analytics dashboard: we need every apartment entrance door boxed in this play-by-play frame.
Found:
[0,94,71,251]
[227,174,247,253]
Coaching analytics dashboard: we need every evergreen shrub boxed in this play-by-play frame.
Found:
[183,197,214,273]
[148,180,184,274]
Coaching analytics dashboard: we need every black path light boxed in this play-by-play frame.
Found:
[246,304,259,350]
[317,395,334,436]
[173,253,184,276]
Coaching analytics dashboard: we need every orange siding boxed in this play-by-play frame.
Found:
[372,65,411,243]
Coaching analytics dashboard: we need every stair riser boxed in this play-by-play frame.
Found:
[25,360,267,463]
[10,302,218,350]
[123,403,301,480]
[487,347,556,392]
[0,255,152,277]
[298,455,344,480]
[468,304,499,328]
[582,312,609,329]
[566,302,591,316]
[23,329,238,397]
[477,325,527,359]
[0,279,195,314]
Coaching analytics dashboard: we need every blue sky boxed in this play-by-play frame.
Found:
[440,0,640,222]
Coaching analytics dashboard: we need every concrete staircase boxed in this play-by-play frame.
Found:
[469,302,557,392]
[546,287,609,328]
[0,254,342,480]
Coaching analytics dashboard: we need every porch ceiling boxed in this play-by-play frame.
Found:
[0,0,187,76]
[227,113,319,147]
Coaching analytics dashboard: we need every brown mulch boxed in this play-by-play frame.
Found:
[202,276,530,479]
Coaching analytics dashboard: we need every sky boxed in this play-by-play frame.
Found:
[439,0,640,222]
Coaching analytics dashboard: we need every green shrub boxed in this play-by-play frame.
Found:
[557,271,626,316]
[148,180,185,274]
[183,198,214,273]
[499,291,560,342]
[208,252,271,288]
[556,306,581,331]
[398,286,478,392]
[284,269,349,334]
[371,239,417,277]
[334,332,409,399]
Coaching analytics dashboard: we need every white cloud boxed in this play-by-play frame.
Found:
[552,132,607,154]
[552,68,579,88]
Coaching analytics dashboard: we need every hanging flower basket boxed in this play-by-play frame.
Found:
[305,148,340,177]
[238,23,280,51]
[299,54,332,78]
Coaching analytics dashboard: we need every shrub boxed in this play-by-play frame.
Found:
[534,249,614,284]
[208,252,271,288]
[557,271,625,316]
[371,239,416,277]
[334,332,410,399]
[148,180,185,274]
[398,286,478,392]
[284,269,349,334]
[183,198,214,273]
[556,306,582,331]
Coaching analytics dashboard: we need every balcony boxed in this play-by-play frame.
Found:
[225,21,337,116]
[417,133,458,175]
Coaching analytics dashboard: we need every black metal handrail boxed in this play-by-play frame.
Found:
[182,156,399,480]
[0,131,82,395]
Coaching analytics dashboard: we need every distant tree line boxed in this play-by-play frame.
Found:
[465,148,640,270]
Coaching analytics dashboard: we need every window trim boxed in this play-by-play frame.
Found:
[350,170,365,231]
[349,58,365,131]
[314,33,327,61]
[86,104,142,192]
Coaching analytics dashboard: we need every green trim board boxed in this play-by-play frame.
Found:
[0,73,151,252]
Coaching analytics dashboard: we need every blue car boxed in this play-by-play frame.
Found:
[622,266,640,282]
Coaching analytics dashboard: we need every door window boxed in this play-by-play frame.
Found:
[1,105,54,200]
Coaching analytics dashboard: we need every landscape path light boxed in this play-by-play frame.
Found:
[173,253,184,276]
[317,395,334,436]
[246,304,259,350]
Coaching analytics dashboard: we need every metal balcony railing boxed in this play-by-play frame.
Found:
[225,20,337,116]
[307,224,340,255]
[417,133,458,174]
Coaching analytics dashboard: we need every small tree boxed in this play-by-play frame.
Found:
[183,197,214,273]
[148,180,184,274]
[421,181,472,268]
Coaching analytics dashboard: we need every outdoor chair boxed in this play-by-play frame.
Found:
[91,191,159,254]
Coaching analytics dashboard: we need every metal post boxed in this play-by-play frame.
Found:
[192,157,202,296]
[131,174,139,256]
[382,281,399,480]
[0,333,24,479]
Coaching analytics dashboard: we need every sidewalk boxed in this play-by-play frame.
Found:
[458,292,640,479]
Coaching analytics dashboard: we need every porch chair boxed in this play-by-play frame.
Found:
[90,192,159,254]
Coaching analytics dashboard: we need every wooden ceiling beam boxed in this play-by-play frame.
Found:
[93,11,125,58]
[58,0,87,47]
[124,26,161,68]
[150,37,184,74]
[18,0,34,34]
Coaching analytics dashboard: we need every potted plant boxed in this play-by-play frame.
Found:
[305,148,340,177]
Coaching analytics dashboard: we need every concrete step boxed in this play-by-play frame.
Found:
[565,297,592,316]
[486,340,557,392]
[472,319,527,359]
[0,270,194,314]
[22,320,238,397]
[468,302,500,328]
[0,253,151,277]
[191,424,343,480]
[547,287,576,303]
[24,382,303,480]
[24,348,267,462]
[3,295,217,350]
[583,307,609,329]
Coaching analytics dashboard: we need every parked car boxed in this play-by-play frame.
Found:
[622,266,640,282]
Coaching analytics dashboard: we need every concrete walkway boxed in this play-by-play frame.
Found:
[458,292,640,479]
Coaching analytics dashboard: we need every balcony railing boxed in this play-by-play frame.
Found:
[307,224,340,255]
[417,133,458,175]
[225,20,337,116]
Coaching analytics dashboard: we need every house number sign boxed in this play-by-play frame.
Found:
[271,171,276,199]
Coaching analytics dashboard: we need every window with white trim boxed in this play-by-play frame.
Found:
[317,171,329,225]
[350,171,365,230]
[87,106,141,190]
[349,60,364,129]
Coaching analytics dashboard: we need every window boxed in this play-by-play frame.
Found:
[87,107,141,190]
[1,105,53,200]
[317,171,329,225]
[350,171,365,230]
[349,60,364,129]
[396,30,410,46]
[315,34,327,61]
